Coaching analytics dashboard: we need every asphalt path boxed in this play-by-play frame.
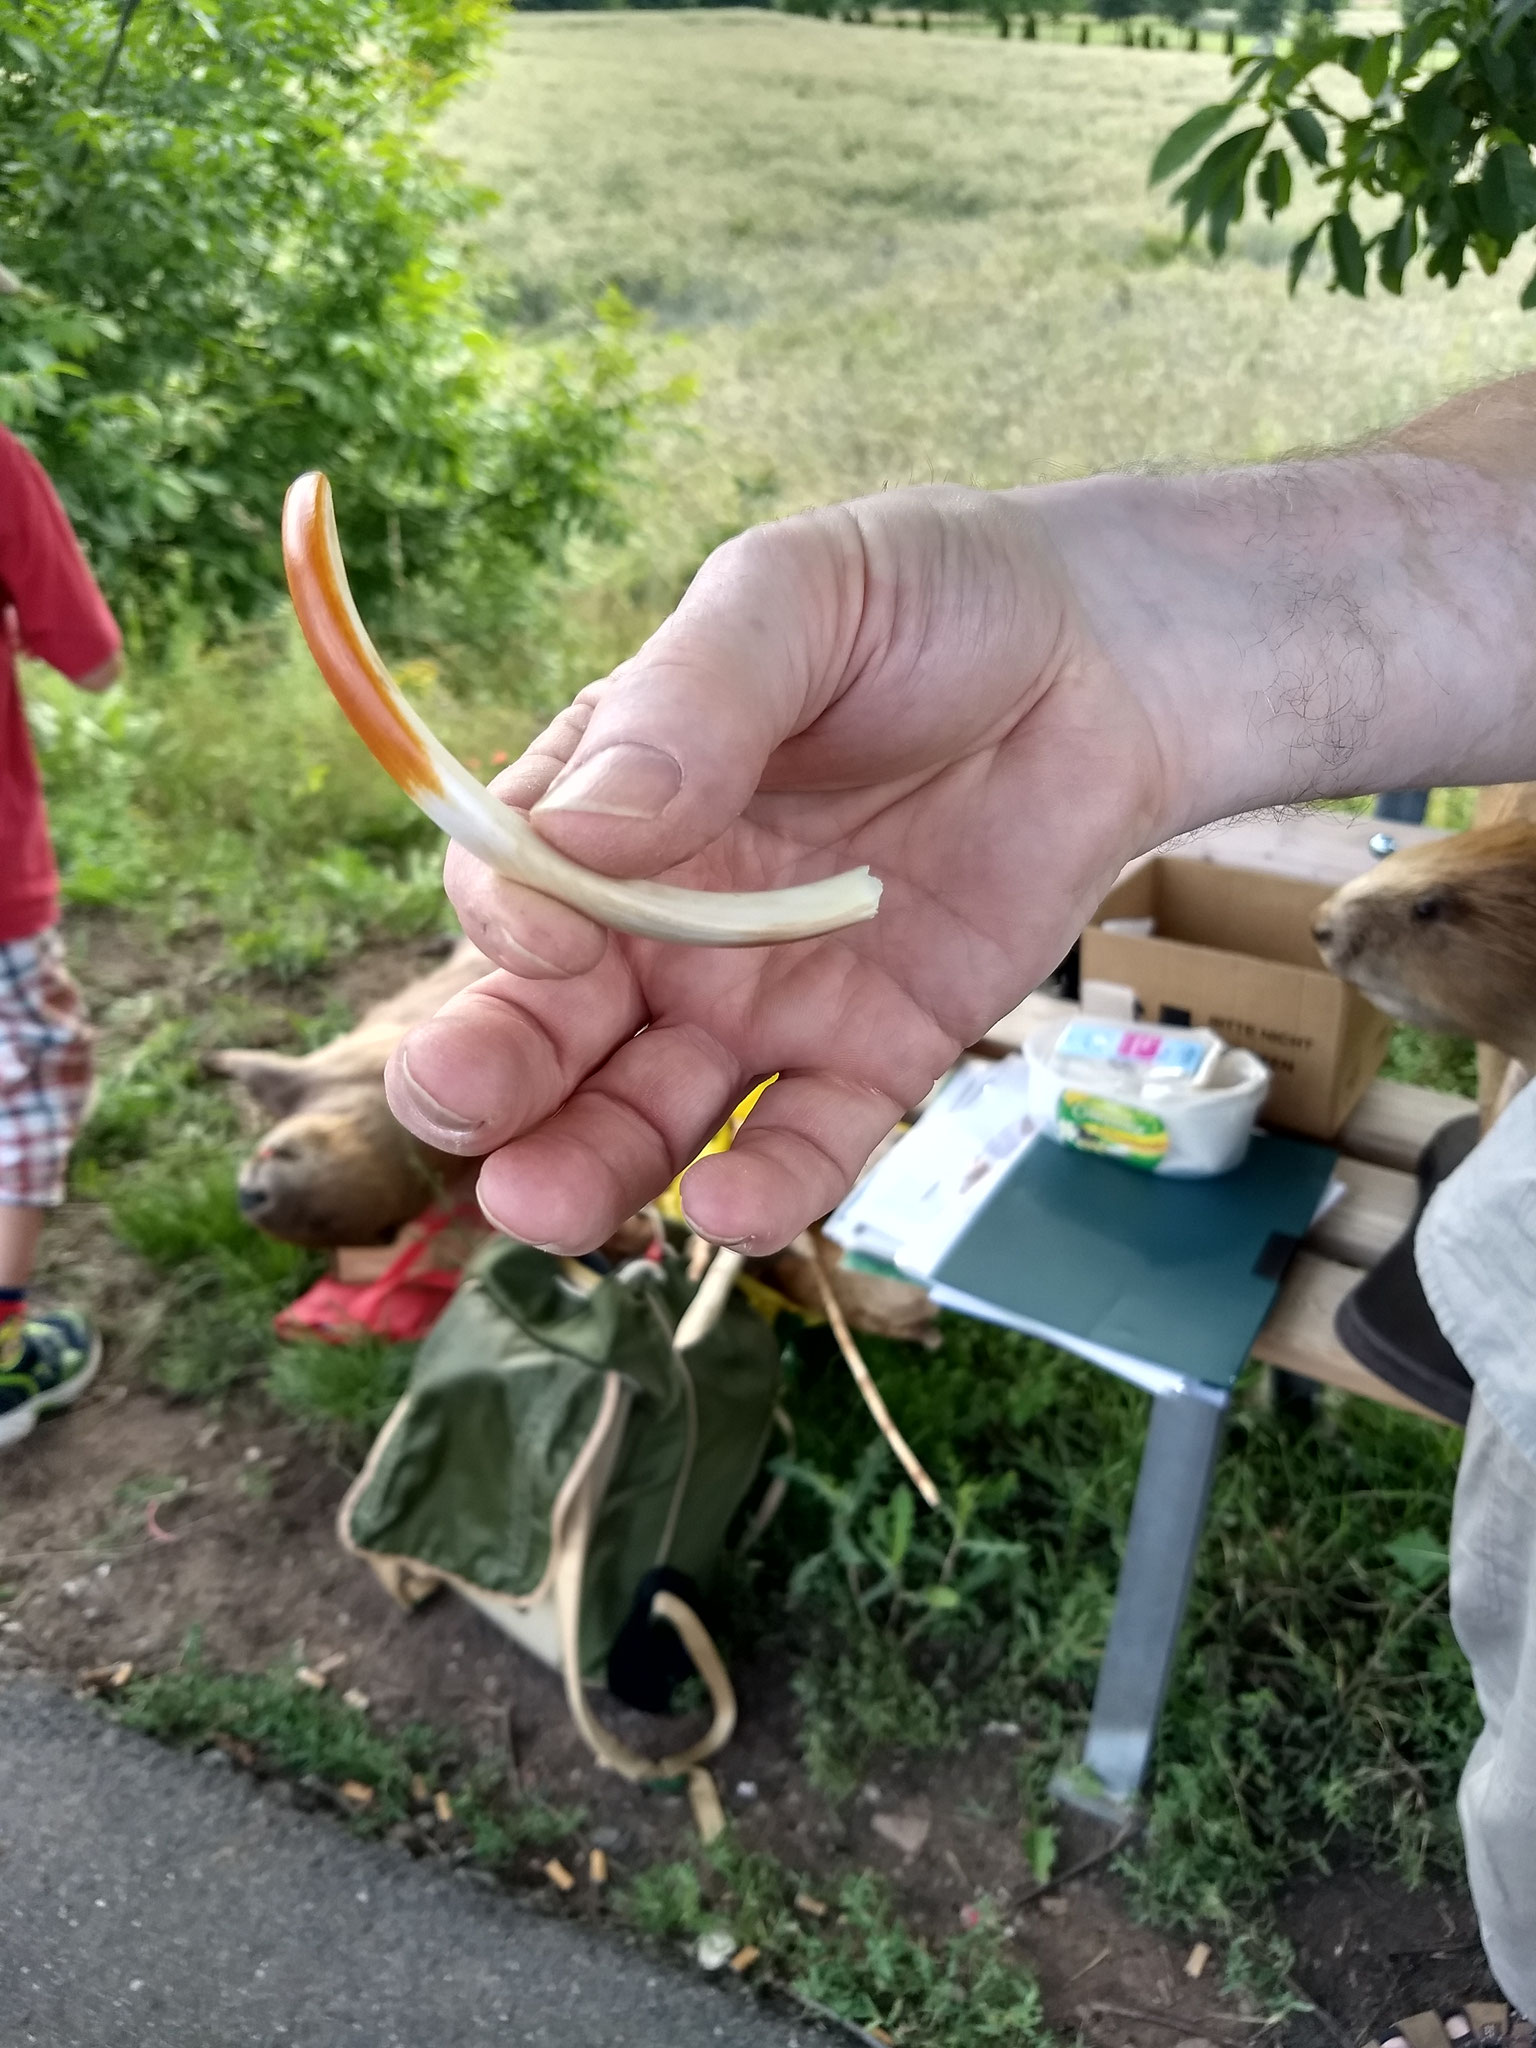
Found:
[0,1676,818,2048]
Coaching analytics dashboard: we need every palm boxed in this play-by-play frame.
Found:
[391,488,1165,1253]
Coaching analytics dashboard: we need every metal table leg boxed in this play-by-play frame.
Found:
[1053,1384,1229,1820]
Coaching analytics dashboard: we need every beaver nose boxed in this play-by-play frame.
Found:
[237,1181,271,1216]
[1312,918,1333,946]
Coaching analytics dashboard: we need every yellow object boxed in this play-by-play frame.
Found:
[655,1080,773,1225]
[654,1079,815,1323]
[687,1765,728,1845]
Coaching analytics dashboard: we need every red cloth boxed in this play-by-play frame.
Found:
[0,427,121,943]
[274,1206,490,1347]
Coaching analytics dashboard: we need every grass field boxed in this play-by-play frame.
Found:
[451,6,1533,631]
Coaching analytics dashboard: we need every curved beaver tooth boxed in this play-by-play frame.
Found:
[281,473,882,948]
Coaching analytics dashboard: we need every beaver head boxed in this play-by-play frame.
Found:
[210,1032,473,1248]
[1312,822,1536,1068]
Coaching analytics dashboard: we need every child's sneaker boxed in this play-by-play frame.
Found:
[0,1307,101,1451]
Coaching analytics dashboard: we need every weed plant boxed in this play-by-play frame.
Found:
[623,1836,1047,2046]
[115,1641,580,1859]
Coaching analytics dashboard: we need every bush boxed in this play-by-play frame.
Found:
[0,3,651,644]
[24,622,463,968]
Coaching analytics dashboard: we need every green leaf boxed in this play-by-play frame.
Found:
[920,1584,962,1611]
[1479,173,1515,247]
[1484,144,1536,242]
[1329,208,1367,295]
[1359,32,1393,100]
[1150,101,1237,186]
[1176,124,1269,254]
[1385,1529,1449,1587]
[1286,220,1324,292]
[887,1484,914,1571]
[1377,208,1417,293]
[1024,1824,1058,1883]
[1400,5,1454,66]
[1521,260,1536,310]
[1283,106,1330,166]
[1257,148,1292,219]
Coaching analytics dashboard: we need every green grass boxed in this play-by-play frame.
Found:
[115,1642,581,1860]
[748,1312,1475,1964]
[1382,1023,1479,1098]
[623,1837,1048,2046]
[25,626,466,983]
[267,1337,415,1455]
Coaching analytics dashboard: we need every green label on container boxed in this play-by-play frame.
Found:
[1056,1091,1168,1170]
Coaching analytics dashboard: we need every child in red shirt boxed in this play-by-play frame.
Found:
[0,421,122,1451]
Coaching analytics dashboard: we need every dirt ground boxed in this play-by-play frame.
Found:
[0,918,1497,2046]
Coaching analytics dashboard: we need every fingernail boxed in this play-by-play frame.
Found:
[535,743,681,821]
[395,1045,483,1137]
[679,1196,753,1254]
[491,926,565,978]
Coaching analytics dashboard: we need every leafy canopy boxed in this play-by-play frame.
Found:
[1151,0,1536,305]
[0,1,650,639]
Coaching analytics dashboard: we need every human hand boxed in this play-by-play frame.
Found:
[386,485,1174,1255]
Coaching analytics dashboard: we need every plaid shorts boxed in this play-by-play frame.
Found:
[0,927,94,1208]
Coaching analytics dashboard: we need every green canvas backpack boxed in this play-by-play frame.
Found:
[338,1237,782,1783]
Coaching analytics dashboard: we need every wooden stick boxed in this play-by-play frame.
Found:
[798,1237,940,1509]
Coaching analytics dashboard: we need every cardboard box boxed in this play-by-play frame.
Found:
[1081,858,1394,1140]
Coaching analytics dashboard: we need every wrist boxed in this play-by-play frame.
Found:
[1025,452,1536,842]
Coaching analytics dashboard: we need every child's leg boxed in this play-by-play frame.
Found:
[0,1202,45,1287]
[0,929,98,1449]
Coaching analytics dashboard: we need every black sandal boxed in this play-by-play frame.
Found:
[1335,1115,1480,1425]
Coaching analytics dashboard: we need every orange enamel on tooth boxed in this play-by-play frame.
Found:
[281,472,441,800]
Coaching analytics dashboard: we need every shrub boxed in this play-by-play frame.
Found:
[0,2,650,644]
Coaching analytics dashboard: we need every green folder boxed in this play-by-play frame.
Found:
[929,1132,1337,1394]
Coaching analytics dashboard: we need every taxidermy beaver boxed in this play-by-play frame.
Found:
[208,940,490,1247]
[1312,821,1536,1100]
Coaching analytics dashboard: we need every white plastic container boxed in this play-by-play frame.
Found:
[1024,1016,1270,1177]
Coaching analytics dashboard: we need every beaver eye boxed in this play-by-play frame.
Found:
[1412,892,1446,923]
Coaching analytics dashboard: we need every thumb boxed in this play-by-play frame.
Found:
[529,507,866,878]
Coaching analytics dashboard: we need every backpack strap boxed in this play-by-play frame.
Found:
[553,1404,737,1782]
[553,1247,746,1783]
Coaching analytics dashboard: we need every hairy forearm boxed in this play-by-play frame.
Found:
[1028,388,1536,839]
